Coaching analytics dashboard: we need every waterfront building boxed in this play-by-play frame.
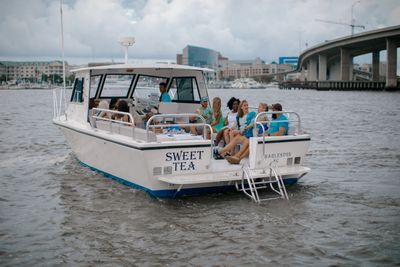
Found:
[279,56,299,65]
[176,45,296,81]
[176,45,229,80]
[181,45,219,68]
[0,60,70,83]
[220,60,295,81]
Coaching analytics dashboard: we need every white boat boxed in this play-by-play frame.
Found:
[52,63,310,202]
[231,78,265,89]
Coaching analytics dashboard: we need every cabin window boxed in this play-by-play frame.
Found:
[89,75,102,98]
[133,75,168,99]
[70,78,84,102]
[100,74,134,98]
[169,77,200,103]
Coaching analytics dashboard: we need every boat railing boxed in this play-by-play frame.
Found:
[91,108,135,136]
[146,113,214,157]
[255,111,303,156]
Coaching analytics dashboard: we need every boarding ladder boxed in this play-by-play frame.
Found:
[236,161,289,203]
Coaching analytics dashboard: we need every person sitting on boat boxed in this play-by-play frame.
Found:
[142,82,171,127]
[100,97,119,119]
[112,100,131,124]
[255,102,269,136]
[96,100,109,117]
[190,96,212,135]
[264,103,288,136]
[207,97,225,138]
[159,82,171,103]
[218,102,269,164]
[215,97,239,146]
[217,100,255,156]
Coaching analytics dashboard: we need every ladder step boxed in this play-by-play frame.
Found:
[238,164,289,203]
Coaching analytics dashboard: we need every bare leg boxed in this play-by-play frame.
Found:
[219,134,245,157]
[235,139,249,160]
[215,128,225,146]
[225,138,249,164]
[223,128,231,146]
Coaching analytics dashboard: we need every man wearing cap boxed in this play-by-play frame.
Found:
[190,96,212,135]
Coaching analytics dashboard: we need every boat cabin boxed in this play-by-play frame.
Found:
[69,63,212,131]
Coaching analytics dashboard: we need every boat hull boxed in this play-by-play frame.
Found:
[56,121,309,198]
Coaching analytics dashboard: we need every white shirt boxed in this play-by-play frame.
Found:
[227,111,237,128]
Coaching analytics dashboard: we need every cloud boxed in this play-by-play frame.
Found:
[0,0,399,63]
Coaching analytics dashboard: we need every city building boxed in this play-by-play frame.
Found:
[0,60,70,83]
[278,56,299,65]
[176,45,229,80]
[219,60,295,81]
[181,45,219,68]
[176,45,297,81]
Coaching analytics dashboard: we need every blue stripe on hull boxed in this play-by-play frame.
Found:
[79,161,298,198]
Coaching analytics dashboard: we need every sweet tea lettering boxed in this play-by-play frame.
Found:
[165,150,204,171]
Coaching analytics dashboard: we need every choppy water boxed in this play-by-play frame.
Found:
[1,88,400,266]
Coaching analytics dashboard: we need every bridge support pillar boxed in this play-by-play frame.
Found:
[307,58,318,81]
[300,67,306,81]
[340,48,351,81]
[386,38,397,88]
[372,51,380,81]
[318,54,327,81]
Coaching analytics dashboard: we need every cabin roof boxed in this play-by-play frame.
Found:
[71,63,215,73]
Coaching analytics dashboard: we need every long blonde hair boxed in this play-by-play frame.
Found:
[237,99,248,118]
[212,97,221,119]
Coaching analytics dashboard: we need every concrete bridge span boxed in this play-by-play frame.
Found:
[298,25,400,89]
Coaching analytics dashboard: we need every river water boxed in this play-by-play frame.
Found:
[1,88,399,266]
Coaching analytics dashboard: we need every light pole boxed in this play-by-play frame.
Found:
[351,0,360,35]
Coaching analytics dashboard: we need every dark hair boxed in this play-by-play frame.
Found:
[159,82,167,87]
[109,97,119,109]
[117,100,129,113]
[272,103,283,111]
[227,97,240,110]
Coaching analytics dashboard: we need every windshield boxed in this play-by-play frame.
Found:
[133,75,168,99]
[100,74,134,98]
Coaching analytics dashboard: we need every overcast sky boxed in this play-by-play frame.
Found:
[0,0,399,64]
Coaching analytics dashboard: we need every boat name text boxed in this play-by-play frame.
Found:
[265,152,292,159]
[165,150,204,171]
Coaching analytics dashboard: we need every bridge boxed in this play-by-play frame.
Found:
[293,25,400,90]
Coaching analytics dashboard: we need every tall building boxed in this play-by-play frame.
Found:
[181,45,220,68]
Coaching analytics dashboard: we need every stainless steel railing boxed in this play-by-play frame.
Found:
[146,113,214,158]
[91,108,135,136]
[254,111,303,157]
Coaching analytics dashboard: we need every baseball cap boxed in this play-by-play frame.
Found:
[200,96,209,102]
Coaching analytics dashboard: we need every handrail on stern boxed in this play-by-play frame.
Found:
[91,108,135,136]
[146,113,214,158]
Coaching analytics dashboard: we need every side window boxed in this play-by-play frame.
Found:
[170,77,200,102]
[100,74,134,98]
[89,75,102,98]
[71,78,84,102]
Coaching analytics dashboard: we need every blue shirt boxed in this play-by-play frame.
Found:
[160,92,171,102]
[242,111,256,138]
[268,114,288,135]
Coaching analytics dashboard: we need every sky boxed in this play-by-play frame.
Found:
[0,0,399,64]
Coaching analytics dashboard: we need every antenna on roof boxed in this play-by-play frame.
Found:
[119,37,135,64]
